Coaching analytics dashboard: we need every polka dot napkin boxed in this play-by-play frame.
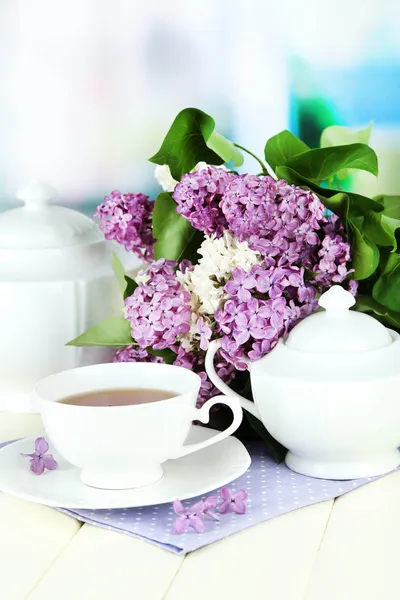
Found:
[0,440,392,554]
[55,442,388,554]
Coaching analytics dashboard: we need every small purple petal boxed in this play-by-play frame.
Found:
[188,501,205,515]
[204,510,220,522]
[234,489,248,502]
[233,500,247,515]
[203,495,220,521]
[218,500,231,515]
[237,287,251,303]
[173,517,189,534]
[189,515,205,533]
[219,487,232,502]
[20,452,39,458]
[42,454,59,471]
[173,499,186,516]
[30,457,45,475]
[204,495,219,509]
[35,437,49,455]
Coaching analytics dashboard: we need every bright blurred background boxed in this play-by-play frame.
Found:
[1,0,399,215]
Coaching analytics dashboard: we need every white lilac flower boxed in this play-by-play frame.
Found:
[198,232,262,278]
[154,165,178,192]
[135,270,151,284]
[178,232,262,316]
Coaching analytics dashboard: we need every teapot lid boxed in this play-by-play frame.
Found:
[286,285,393,354]
[0,180,102,250]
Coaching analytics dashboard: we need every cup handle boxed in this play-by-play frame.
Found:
[169,395,243,459]
[205,339,262,421]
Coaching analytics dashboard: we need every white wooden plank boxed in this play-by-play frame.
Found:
[305,471,400,600]
[28,523,184,600]
[0,412,42,443]
[165,500,334,600]
[0,494,81,600]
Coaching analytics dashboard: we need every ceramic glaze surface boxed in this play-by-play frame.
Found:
[0,180,139,412]
[34,362,243,490]
[206,286,400,479]
[0,427,251,508]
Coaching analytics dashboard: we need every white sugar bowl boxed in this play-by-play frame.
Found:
[0,181,139,413]
[206,286,400,479]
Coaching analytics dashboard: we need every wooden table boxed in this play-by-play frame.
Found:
[0,412,399,600]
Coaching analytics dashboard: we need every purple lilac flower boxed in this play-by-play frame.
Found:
[215,265,314,367]
[221,174,280,239]
[172,166,234,236]
[312,217,353,286]
[125,260,192,350]
[219,337,250,371]
[203,496,220,521]
[173,345,198,370]
[173,346,235,406]
[21,437,58,475]
[196,317,212,351]
[118,168,352,381]
[202,175,351,367]
[94,190,155,262]
[219,488,248,515]
[348,279,359,296]
[113,346,164,363]
[173,499,206,534]
[174,170,351,298]
[225,267,257,302]
[172,491,247,534]
[220,175,350,287]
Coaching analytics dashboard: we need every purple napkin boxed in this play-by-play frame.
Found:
[1,440,391,554]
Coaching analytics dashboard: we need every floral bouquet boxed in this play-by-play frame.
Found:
[69,108,400,456]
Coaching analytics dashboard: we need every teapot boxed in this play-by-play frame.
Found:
[0,180,139,413]
[206,285,400,479]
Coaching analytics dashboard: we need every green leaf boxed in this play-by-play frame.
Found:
[112,252,128,296]
[363,195,400,251]
[286,143,378,182]
[124,276,138,299]
[320,122,374,180]
[149,108,225,180]
[67,317,133,347]
[363,212,400,251]
[111,252,138,299]
[350,222,380,280]
[355,295,400,329]
[152,192,203,262]
[206,131,243,166]
[147,347,177,364]
[374,194,400,218]
[264,130,310,171]
[321,122,373,148]
[275,166,382,224]
[373,253,400,311]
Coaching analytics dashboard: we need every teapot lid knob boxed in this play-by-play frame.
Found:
[16,179,57,209]
[318,285,356,312]
[285,284,392,354]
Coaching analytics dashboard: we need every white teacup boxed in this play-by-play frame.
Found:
[33,362,243,490]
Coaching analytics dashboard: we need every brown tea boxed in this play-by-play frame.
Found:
[59,388,176,407]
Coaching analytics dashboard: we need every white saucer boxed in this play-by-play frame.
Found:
[0,426,251,509]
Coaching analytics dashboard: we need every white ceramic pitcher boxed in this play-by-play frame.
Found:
[0,180,139,413]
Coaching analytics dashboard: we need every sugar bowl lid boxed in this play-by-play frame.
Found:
[286,286,393,354]
[0,180,102,250]
[0,180,112,281]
